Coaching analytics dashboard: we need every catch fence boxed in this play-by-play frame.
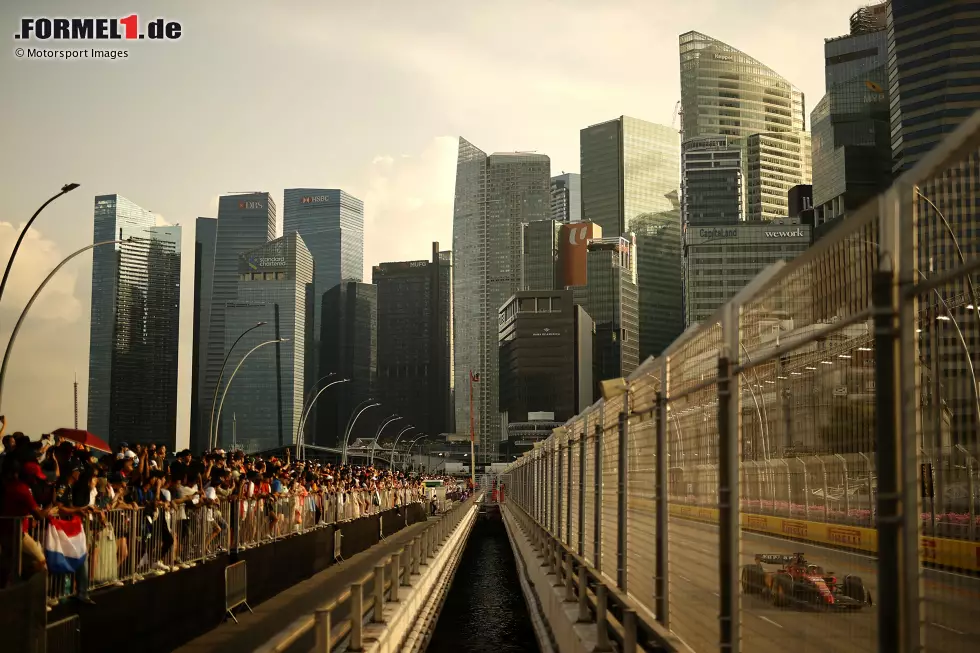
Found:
[509,110,980,652]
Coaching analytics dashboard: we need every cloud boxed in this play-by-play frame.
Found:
[0,222,83,322]
[155,214,172,227]
[359,136,459,273]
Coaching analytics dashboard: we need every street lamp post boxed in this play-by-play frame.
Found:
[208,322,268,450]
[212,338,288,449]
[0,238,126,411]
[0,183,80,308]
[369,416,403,466]
[406,433,434,470]
[387,425,418,469]
[341,402,380,465]
[295,378,350,460]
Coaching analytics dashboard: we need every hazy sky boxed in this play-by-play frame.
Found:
[0,0,865,438]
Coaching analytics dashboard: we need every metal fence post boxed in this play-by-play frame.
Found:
[617,409,628,592]
[593,421,602,571]
[557,441,564,542]
[550,447,556,534]
[875,182,920,653]
[578,427,586,557]
[577,565,590,622]
[719,302,740,653]
[314,608,331,652]
[564,554,575,602]
[595,584,612,652]
[655,383,669,628]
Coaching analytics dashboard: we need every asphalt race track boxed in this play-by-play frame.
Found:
[663,517,980,653]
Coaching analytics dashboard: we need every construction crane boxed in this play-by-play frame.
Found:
[671,100,684,138]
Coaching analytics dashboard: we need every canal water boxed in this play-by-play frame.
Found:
[427,511,541,653]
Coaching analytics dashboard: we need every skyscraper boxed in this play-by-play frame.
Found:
[200,193,276,442]
[558,222,602,289]
[318,281,378,448]
[190,217,217,453]
[550,173,581,223]
[887,0,980,174]
[522,219,561,291]
[811,2,892,231]
[87,195,182,448]
[282,188,365,340]
[581,117,683,360]
[681,136,744,226]
[452,138,550,463]
[679,31,810,222]
[373,243,454,438]
[583,236,640,384]
[220,234,313,452]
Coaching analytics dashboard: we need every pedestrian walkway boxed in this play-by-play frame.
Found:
[173,517,433,653]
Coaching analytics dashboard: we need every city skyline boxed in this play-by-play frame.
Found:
[0,1,886,436]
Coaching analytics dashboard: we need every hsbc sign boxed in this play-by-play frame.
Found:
[238,200,264,210]
[301,196,331,204]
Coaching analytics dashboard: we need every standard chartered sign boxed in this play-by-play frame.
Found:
[251,256,286,268]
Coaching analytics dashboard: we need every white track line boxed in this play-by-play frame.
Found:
[759,615,783,629]
[677,573,693,582]
[930,622,966,636]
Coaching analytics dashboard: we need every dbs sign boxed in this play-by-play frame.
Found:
[559,222,600,288]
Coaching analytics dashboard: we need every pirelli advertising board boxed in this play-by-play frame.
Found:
[669,503,980,572]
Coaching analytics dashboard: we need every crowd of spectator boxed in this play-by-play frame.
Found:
[0,420,467,608]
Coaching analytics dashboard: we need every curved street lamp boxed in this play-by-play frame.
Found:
[386,425,418,468]
[341,402,380,465]
[0,237,126,411]
[0,183,80,309]
[295,378,350,460]
[212,338,288,449]
[368,415,403,465]
[406,433,435,470]
[208,321,268,450]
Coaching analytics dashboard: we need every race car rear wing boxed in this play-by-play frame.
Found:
[755,553,804,565]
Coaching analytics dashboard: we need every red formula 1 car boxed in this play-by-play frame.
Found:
[740,553,872,610]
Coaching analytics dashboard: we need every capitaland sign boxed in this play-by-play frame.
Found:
[238,200,264,210]
[699,227,737,239]
[300,195,332,204]
[764,228,806,238]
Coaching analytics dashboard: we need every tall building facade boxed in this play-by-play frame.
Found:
[550,173,581,223]
[679,31,810,222]
[888,0,980,448]
[682,136,744,226]
[87,195,181,448]
[318,281,378,448]
[522,219,561,291]
[887,0,980,174]
[282,188,365,346]
[684,219,811,325]
[558,222,602,289]
[582,236,640,384]
[811,3,892,231]
[581,117,683,360]
[373,243,454,439]
[452,138,551,463]
[219,234,313,452]
[190,217,217,453]
[200,193,276,441]
[498,290,594,442]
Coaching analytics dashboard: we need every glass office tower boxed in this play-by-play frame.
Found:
[220,233,312,452]
[200,193,276,441]
[810,2,892,232]
[190,217,217,453]
[679,31,810,222]
[87,195,181,448]
[584,236,640,383]
[550,173,581,223]
[581,117,683,359]
[681,136,743,226]
[452,138,550,463]
[522,219,562,291]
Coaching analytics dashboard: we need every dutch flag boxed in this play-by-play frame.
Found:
[44,517,88,575]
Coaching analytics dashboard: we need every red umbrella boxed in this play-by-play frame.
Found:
[51,428,112,454]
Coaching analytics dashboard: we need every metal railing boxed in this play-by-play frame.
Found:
[258,495,474,653]
[507,110,980,653]
[1,487,425,607]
